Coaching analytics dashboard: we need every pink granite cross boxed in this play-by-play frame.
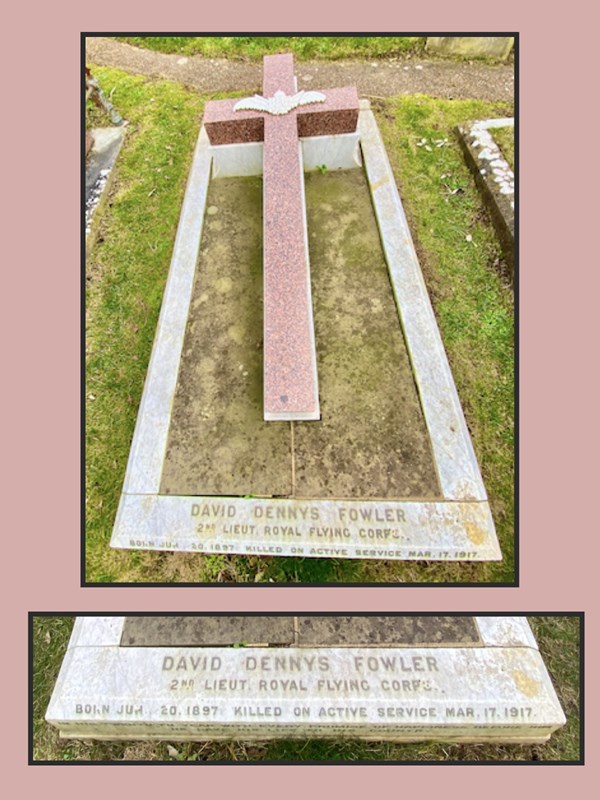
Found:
[203,54,359,421]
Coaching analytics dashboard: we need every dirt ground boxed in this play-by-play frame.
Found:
[85,37,514,101]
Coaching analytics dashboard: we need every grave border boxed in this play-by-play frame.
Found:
[456,117,515,276]
[108,101,502,562]
[46,616,566,743]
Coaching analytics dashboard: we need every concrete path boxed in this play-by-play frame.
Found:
[86,37,514,101]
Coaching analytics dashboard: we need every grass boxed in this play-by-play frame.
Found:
[31,616,581,763]
[114,36,425,60]
[85,68,514,584]
[493,125,515,171]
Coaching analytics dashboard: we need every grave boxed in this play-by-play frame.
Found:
[108,53,502,562]
[46,616,566,743]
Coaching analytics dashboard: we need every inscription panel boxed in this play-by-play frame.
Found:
[47,646,565,743]
[112,495,500,560]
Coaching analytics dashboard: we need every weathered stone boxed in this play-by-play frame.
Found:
[296,616,480,646]
[121,616,295,647]
[426,37,514,61]
[456,118,515,279]
[47,617,565,743]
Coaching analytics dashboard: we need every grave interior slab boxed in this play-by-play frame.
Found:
[108,53,503,562]
[46,616,566,744]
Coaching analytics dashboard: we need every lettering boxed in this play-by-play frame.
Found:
[445,706,475,718]
[338,507,406,524]
[318,706,368,719]
[191,503,236,518]
[245,655,330,672]
[253,505,320,521]
[222,524,257,536]
[162,655,222,672]
[317,679,370,692]
[204,678,248,691]
[308,527,350,539]
[263,525,302,537]
[258,679,308,691]
[234,706,283,718]
[377,706,437,718]
[353,655,439,673]
[75,704,110,715]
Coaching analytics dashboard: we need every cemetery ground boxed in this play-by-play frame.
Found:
[31,616,579,763]
[85,63,514,584]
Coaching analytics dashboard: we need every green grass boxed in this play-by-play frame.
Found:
[115,36,425,60]
[493,125,515,171]
[85,69,514,584]
[32,616,581,763]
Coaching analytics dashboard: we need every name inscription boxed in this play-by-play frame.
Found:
[117,495,493,560]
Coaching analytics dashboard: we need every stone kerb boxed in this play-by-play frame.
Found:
[457,118,515,277]
[46,617,566,744]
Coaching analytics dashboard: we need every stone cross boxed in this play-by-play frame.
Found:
[203,54,359,421]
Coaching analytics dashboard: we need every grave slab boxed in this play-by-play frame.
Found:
[121,616,295,647]
[46,617,566,743]
[108,77,502,561]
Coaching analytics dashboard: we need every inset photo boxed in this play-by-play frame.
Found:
[31,614,581,763]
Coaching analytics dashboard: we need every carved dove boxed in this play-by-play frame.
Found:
[233,90,326,115]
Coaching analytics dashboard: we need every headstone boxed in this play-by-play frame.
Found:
[46,616,565,743]
[109,54,502,562]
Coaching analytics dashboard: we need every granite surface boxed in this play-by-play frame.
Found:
[203,51,358,148]
[262,111,319,419]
